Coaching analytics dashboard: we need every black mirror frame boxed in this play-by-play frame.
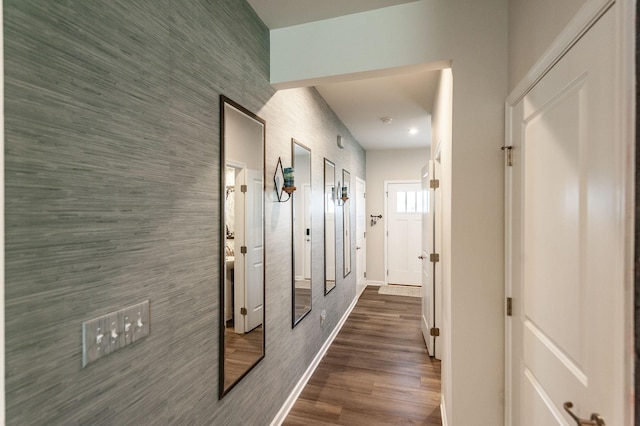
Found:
[219,95,266,399]
[292,139,312,327]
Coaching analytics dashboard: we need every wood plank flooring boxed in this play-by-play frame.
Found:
[283,286,442,426]
[223,324,263,389]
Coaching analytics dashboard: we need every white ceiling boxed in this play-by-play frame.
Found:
[247,0,438,151]
[316,71,439,151]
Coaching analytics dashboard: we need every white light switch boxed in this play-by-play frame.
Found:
[82,300,150,367]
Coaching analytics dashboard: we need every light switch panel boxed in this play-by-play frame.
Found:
[82,300,150,367]
[122,300,150,345]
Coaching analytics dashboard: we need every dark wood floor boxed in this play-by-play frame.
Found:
[223,324,263,389]
[283,286,442,426]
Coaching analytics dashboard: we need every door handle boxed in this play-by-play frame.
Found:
[418,255,425,260]
[563,402,606,426]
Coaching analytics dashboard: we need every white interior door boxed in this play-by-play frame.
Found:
[356,178,366,291]
[233,168,246,334]
[386,181,422,286]
[303,184,311,280]
[420,164,433,354]
[244,168,263,332]
[432,159,442,359]
[421,161,442,359]
[507,9,625,425]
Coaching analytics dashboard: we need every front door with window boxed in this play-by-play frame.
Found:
[386,181,422,286]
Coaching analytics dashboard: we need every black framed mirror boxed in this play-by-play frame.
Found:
[219,96,265,398]
[292,140,312,326]
[342,169,351,277]
[324,159,336,295]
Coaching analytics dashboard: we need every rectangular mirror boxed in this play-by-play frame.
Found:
[292,140,312,326]
[342,169,351,277]
[324,159,336,294]
[220,96,265,398]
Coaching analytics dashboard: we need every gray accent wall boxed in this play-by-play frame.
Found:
[5,1,365,424]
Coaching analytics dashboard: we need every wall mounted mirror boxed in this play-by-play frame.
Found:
[324,159,336,294]
[342,169,351,277]
[292,140,312,326]
[220,96,265,398]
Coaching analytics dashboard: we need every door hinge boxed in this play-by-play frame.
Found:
[501,146,513,167]
[430,179,440,189]
[240,184,247,193]
[364,192,366,199]
[430,253,440,263]
[386,269,389,275]
[364,272,367,278]
[364,232,366,239]
[506,297,513,316]
[430,327,440,337]
[240,307,247,316]
[240,246,247,254]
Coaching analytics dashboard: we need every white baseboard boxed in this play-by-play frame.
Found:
[365,280,385,286]
[269,291,361,426]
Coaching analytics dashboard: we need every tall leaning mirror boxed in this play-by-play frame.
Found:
[324,159,336,294]
[292,140,312,326]
[220,96,265,398]
[342,169,351,277]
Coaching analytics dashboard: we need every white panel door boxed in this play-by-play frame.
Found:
[386,182,422,285]
[420,164,433,354]
[431,160,442,360]
[421,161,442,359]
[303,184,312,280]
[507,9,624,425]
[233,168,246,334]
[356,178,366,289]
[245,168,263,332]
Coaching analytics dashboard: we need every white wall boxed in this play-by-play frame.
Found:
[508,0,585,90]
[270,1,508,424]
[365,148,430,283]
[225,104,264,171]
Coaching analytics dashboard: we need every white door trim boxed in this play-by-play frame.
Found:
[355,177,367,294]
[383,179,421,285]
[507,0,614,105]
[504,0,635,424]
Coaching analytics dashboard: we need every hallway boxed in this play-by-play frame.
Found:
[283,287,442,425]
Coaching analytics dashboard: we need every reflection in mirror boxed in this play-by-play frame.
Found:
[292,140,312,326]
[324,159,336,294]
[342,169,351,277]
[220,96,265,398]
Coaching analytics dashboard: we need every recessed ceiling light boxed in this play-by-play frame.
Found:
[380,117,393,125]
[408,128,418,135]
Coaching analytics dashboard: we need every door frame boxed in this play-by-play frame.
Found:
[355,177,367,294]
[504,0,635,423]
[383,179,422,286]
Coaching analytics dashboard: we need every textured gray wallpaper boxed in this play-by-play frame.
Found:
[5,0,365,424]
